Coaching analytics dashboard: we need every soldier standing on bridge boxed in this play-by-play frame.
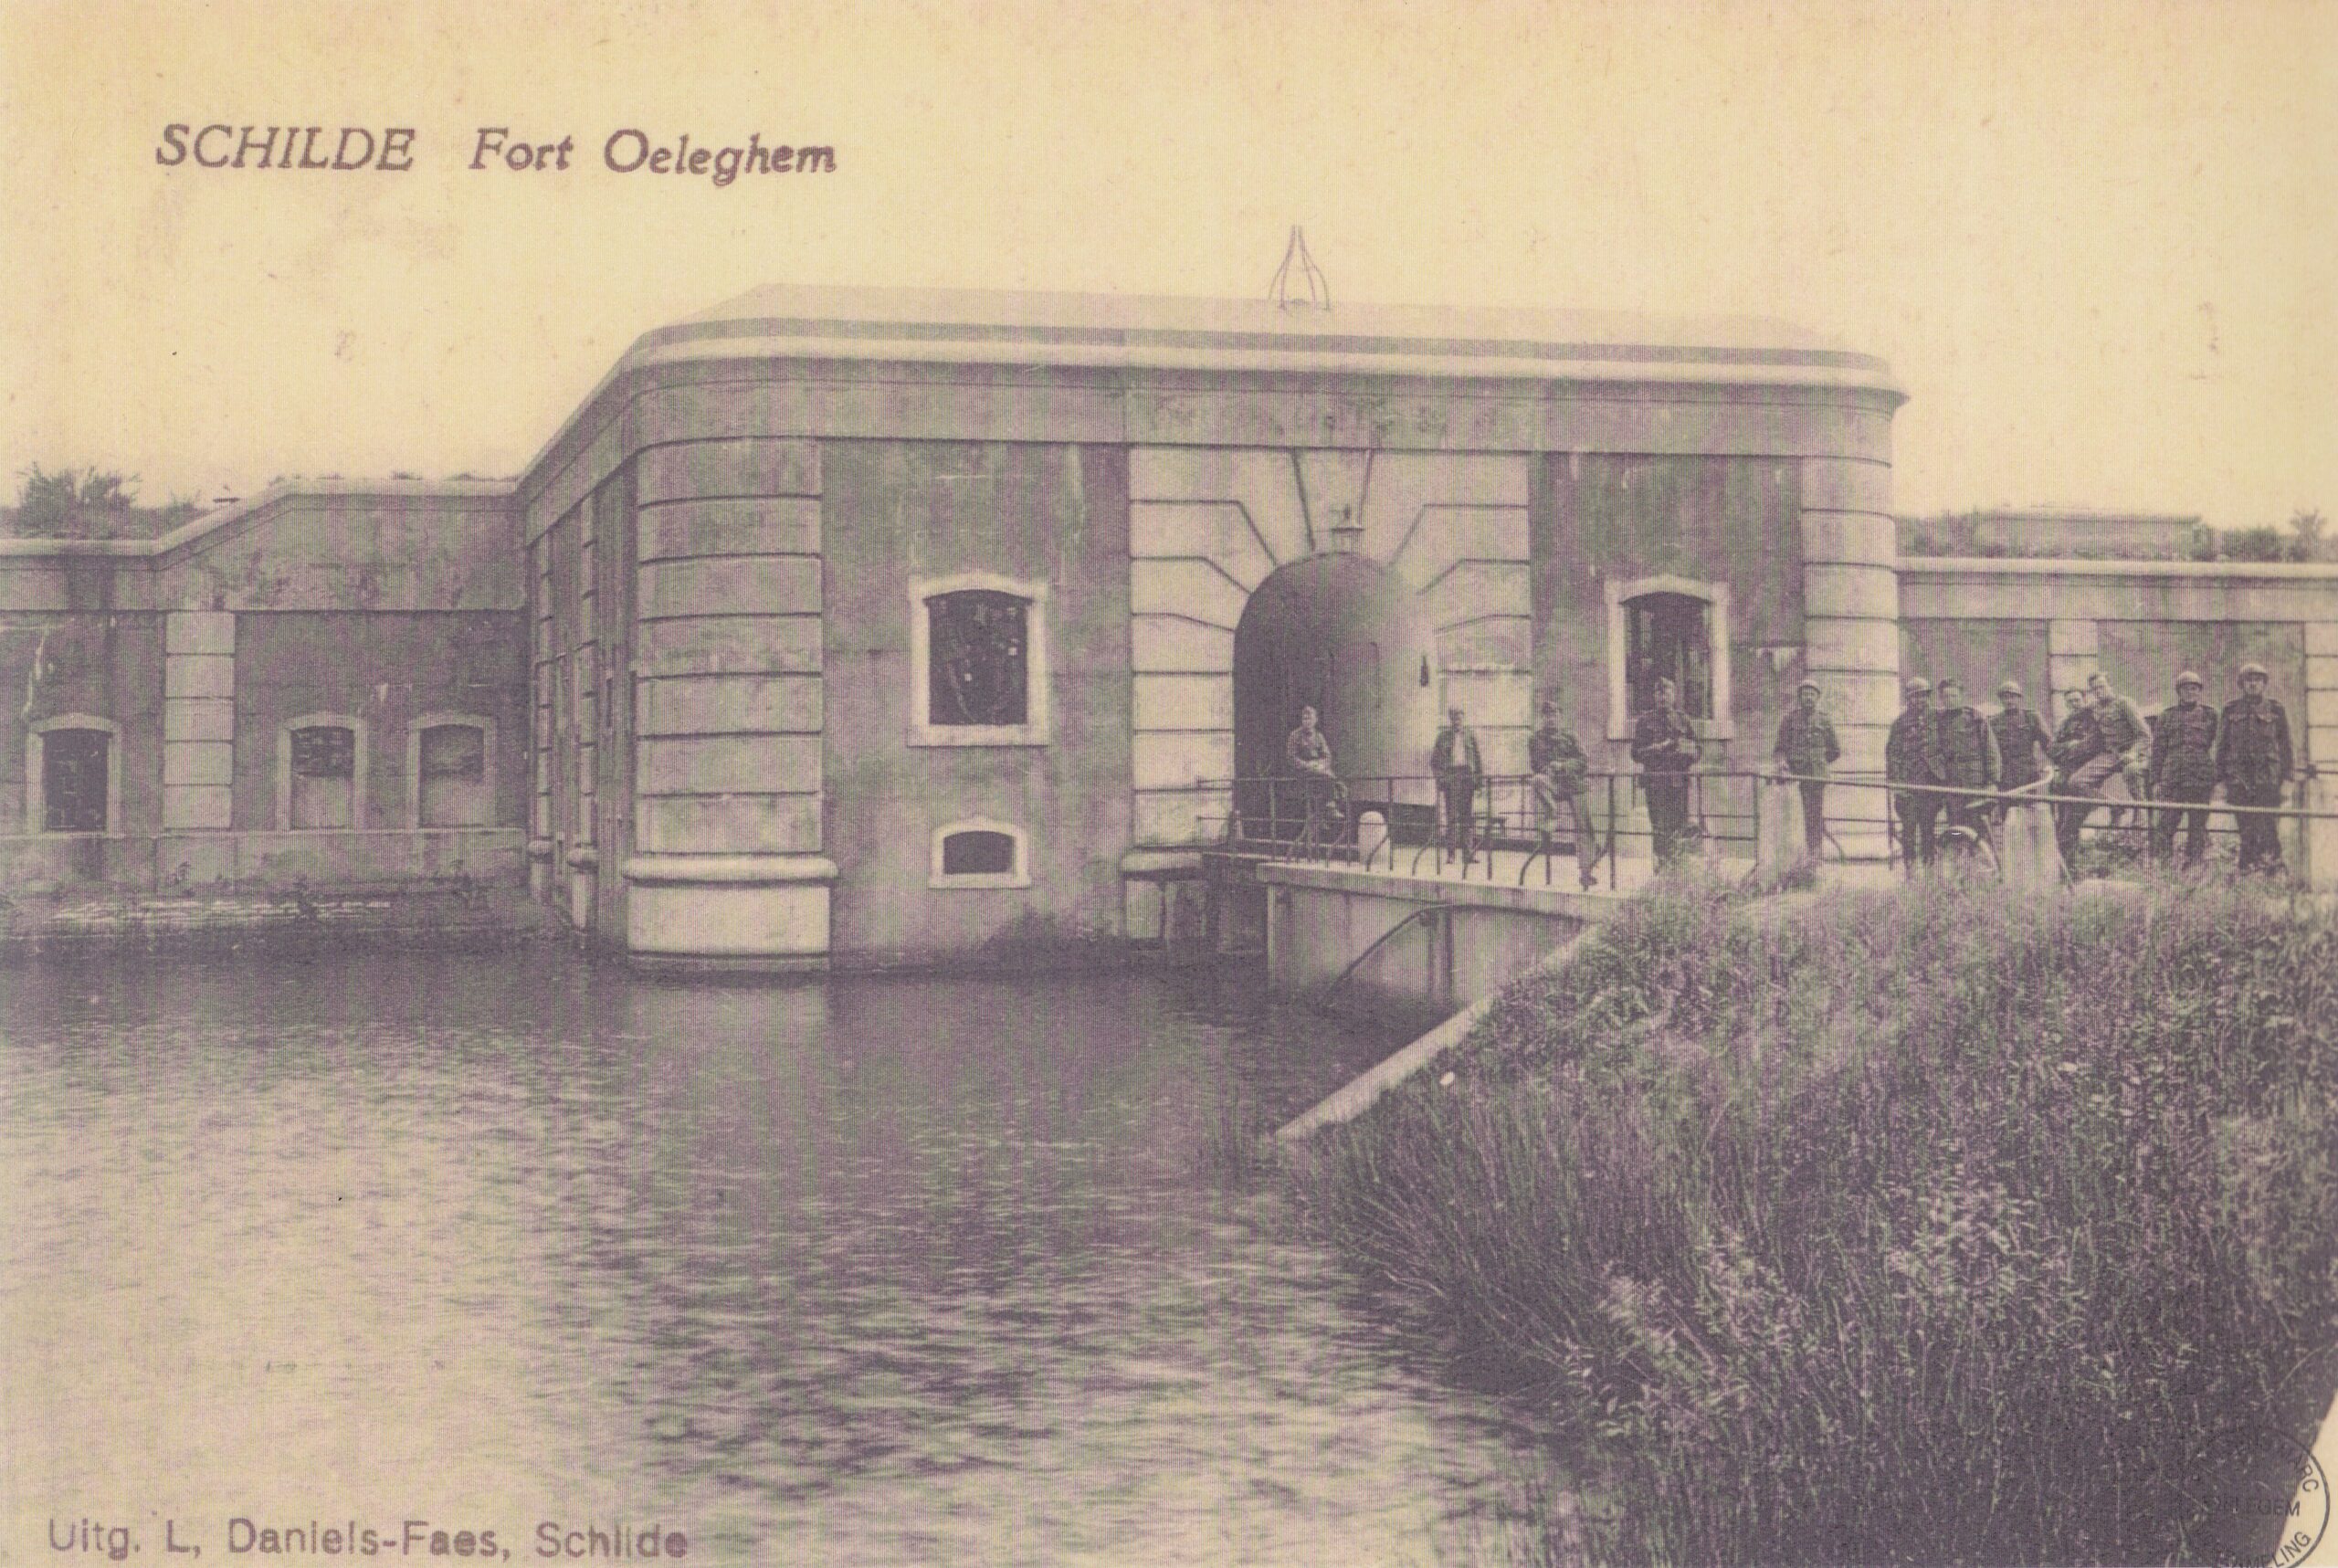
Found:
[1771,678,1838,859]
[1989,680,2052,822]
[1934,679,2002,847]
[2148,671,2219,868]
[1529,697,1599,889]
[1887,677,1946,876]
[1431,705,1486,868]
[2217,661,2294,875]
[1630,676,1701,869]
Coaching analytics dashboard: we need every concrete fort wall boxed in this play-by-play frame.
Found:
[0,483,527,897]
[513,336,1899,968]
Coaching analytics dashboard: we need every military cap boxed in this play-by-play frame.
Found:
[1903,676,1933,696]
[1996,679,2023,698]
[2238,661,2269,679]
[1796,678,1821,694]
[2175,670,2204,689]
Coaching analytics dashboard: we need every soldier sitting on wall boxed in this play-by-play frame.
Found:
[1529,697,1599,890]
[1282,704,1346,836]
[2049,687,2105,867]
[2148,671,2219,868]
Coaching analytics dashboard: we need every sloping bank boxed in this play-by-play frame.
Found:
[1287,874,2338,1565]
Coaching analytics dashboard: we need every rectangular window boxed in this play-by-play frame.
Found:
[1626,594,1713,720]
[42,729,110,833]
[927,590,1030,727]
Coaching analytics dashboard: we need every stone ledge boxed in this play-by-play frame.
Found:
[622,853,839,885]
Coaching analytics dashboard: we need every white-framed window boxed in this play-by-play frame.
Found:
[26,714,120,835]
[1605,575,1733,741]
[909,573,1051,747]
[277,714,366,830]
[928,817,1032,889]
[407,713,495,828]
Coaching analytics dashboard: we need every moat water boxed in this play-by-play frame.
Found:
[0,950,1553,1565]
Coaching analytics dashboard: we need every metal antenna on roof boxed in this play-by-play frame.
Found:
[1269,226,1330,311]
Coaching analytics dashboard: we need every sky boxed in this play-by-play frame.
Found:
[1,0,2332,530]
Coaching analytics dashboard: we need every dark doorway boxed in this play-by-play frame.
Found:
[1232,554,1438,841]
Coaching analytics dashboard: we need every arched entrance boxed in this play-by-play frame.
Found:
[1233,552,1440,837]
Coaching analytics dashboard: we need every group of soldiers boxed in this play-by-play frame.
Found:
[1278,658,2299,885]
[1875,662,2297,877]
[1278,674,1703,889]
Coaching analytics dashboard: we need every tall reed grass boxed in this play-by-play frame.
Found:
[1297,874,2337,1563]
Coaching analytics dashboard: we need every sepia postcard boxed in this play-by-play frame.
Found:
[3,3,2333,1563]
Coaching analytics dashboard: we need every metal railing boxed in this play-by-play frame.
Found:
[1774,769,2337,882]
[1175,765,2335,889]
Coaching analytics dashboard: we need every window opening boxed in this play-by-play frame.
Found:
[42,729,110,833]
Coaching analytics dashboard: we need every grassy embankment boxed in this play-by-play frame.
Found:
[1295,874,2337,1564]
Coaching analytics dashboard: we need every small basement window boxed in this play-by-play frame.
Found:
[411,716,493,828]
[929,818,1032,889]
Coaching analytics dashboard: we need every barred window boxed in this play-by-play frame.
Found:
[41,728,110,833]
[926,590,1030,728]
[292,726,354,779]
[1625,593,1712,720]
[928,818,1031,889]
[288,723,358,830]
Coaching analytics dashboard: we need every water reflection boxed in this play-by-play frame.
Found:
[1,952,1548,1565]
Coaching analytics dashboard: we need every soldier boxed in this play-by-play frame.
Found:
[2048,688,2102,864]
[1885,676,1946,876]
[2148,671,2219,867]
[1933,679,2002,844]
[1529,697,1599,889]
[1771,677,1839,859]
[1282,704,1346,835]
[2086,670,2153,829]
[2216,661,2294,875]
[1430,704,1486,867]
[1989,680,2053,822]
[1629,676,1701,868]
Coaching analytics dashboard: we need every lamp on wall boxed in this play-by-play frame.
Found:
[1327,503,1363,552]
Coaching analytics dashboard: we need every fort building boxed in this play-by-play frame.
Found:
[4,287,2331,966]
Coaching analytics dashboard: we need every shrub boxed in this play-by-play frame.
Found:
[1297,876,2338,1564]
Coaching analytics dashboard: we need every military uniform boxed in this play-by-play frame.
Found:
[1529,718,1597,885]
[1990,703,2052,792]
[2148,688,2219,866]
[1935,702,2002,838]
[1629,708,1701,868]
[1283,721,1345,832]
[1772,703,1840,855]
[1885,695,1946,874]
[1431,721,1486,861]
[2217,679,2294,873]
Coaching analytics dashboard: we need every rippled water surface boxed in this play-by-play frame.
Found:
[1,951,1549,1565]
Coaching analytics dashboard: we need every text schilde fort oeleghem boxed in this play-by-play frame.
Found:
[153,125,837,184]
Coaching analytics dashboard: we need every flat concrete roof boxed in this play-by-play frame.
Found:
[617,283,1901,393]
